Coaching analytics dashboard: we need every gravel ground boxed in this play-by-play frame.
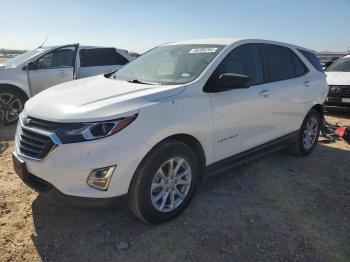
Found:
[0,111,349,262]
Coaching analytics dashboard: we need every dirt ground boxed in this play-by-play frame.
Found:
[0,110,349,262]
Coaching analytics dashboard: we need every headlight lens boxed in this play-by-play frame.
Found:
[56,115,137,143]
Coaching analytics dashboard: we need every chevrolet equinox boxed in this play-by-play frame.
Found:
[13,38,328,224]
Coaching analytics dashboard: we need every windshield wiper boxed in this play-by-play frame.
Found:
[126,79,161,85]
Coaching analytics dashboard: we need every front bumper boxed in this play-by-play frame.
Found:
[15,163,126,209]
[325,96,350,108]
[14,120,152,200]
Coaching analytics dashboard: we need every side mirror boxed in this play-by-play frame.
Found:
[24,61,36,71]
[204,73,251,93]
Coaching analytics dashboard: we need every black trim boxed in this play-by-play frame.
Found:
[206,131,298,176]
[15,169,126,209]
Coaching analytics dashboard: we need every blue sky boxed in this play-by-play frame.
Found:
[0,0,349,53]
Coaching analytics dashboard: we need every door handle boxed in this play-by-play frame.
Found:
[58,72,69,77]
[303,81,311,87]
[259,90,271,97]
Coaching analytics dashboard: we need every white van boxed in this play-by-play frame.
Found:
[13,38,328,224]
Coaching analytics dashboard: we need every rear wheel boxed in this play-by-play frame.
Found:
[0,87,27,125]
[288,109,321,156]
[128,140,199,224]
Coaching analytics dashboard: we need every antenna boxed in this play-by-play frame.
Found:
[38,37,48,48]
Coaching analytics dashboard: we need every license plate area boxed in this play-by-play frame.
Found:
[12,152,28,179]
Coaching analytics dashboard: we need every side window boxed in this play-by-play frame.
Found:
[113,50,129,65]
[79,48,129,67]
[211,44,264,86]
[262,44,295,82]
[37,46,75,69]
[291,51,308,77]
[297,49,323,72]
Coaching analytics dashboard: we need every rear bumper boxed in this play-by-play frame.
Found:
[19,169,126,209]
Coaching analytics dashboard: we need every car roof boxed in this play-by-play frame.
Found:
[164,38,314,53]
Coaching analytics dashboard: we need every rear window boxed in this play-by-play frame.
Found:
[80,48,129,67]
[297,49,323,72]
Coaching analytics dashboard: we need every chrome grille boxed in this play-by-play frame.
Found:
[16,116,60,160]
[18,127,54,160]
[25,117,61,131]
[328,85,350,98]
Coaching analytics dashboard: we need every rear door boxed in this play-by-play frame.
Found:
[261,44,311,138]
[78,48,130,78]
[28,45,78,95]
[208,44,274,161]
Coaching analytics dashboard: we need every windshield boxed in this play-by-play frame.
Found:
[326,57,350,72]
[114,44,225,85]
[3,48,46,68]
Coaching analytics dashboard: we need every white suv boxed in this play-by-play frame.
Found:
[12,38,328,224]
[0,44,133,124]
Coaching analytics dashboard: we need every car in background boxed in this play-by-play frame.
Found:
[0,44,133,124]
[325,55,350,108]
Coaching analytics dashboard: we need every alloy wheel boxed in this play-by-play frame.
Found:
[0,93,23,124]
[303,117,318,150]
[150,157,192,213]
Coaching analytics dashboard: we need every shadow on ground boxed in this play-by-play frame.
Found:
[0,124,16,141]
[30,143,350,262]
[325,107,350,120]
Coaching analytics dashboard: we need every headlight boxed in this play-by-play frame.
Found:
[56,114,137,143]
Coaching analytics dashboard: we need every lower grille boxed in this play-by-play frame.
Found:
[18,127,54,160]
[328,85,350,98]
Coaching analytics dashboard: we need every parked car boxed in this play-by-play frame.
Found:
[0,44,133,124]
[325,55,350,108]
[12,38,328,224]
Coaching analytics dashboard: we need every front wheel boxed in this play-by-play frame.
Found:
[0,88,26,125]
[128,140,199,224]
[288,109,321,156]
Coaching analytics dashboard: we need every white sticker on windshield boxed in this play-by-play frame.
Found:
[189,48,218,54]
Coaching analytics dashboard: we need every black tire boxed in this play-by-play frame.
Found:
[0,86,27,125]
[128,139,199,224]
[288,109,321,157]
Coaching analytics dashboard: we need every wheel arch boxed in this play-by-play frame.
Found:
[0,83,29,101]
[133,133,207,184]
[310,104,324,120]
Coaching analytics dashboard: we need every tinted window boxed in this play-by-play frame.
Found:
[80,48,129,67]
[262,44,295,82]
[210,44,264,86]
[326,57,350,72]
[291,51,308,76]
[297,49,323,72]
[37,46,75,69]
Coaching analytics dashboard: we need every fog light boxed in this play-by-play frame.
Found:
[87,166,116,190]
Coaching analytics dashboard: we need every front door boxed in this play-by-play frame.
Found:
[28,45,78,95]
[207,44,274,161]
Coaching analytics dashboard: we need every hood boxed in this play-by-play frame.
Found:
[326,71,350,85]
[25,75,185,122]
